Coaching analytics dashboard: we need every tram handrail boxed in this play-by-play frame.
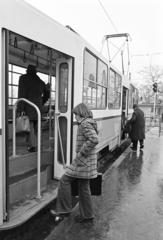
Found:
[55,112,66,167]
[13,98,41,199]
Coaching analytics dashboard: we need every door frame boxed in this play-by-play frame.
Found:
[54,57,73,179]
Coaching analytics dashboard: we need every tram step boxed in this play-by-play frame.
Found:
[9,164,52,205]
[9,149,53,177]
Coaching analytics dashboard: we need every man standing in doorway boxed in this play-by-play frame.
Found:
[18,64,50,152]
[129,104,145,151]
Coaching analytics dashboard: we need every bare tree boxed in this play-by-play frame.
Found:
[137,65,163,103]
[139,65,163,84]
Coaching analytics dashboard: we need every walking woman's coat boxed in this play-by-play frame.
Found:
[66,117,98,179]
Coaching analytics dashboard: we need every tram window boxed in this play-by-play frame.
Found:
[59,63,68,113]
[13,65,26,74]
[83,51,97,109]
[8,63,55,107]
[51,78,55,90]
[97,86,106,108]
[8,64,22,105]
[8,32,57,113]
[129,85,139,108]
[9,85,18,99]
[108,68,121,109]
[37,72,49,84]
[98,60,107,87]
[97,60,107,109]
[129,84,134,108]
[9,72,20,85]
[83,79,97,109]
[83,50,107,109]
[9,98,17,106]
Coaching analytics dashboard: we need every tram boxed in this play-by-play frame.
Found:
[0,0,137,229]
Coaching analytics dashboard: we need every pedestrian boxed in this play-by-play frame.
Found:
[50,103,99,223]
[18,64,50,152]
[129,104,145,151]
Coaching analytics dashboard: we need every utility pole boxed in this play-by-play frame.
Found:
[154,92,156,116]
[153,82,158,116]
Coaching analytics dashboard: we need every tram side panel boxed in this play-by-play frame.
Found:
[72,114,121,163]
[96,116,121,152]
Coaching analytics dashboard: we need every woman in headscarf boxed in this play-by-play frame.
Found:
[50,103,99,223]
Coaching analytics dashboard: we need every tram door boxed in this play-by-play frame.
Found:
[54,58,73,179]
[121,86,128,139]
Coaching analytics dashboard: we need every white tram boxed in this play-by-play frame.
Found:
[0,0,137,229]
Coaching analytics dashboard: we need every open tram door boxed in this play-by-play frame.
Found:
[54,58,73,179]
[121,86,128,139]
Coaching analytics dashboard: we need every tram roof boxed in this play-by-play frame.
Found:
[0,0,108,65]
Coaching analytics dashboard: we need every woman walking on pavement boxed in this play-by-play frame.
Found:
[50,103,99,223]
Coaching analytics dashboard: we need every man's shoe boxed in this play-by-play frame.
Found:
[140,145,144,149]
[130,146,137,152]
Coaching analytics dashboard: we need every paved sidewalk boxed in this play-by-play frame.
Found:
[47,131,163,240]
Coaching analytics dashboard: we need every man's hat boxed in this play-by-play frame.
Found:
[133,104,138,109]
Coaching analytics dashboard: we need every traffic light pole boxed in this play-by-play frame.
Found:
[153,82,158,116]
[154,92,157,116]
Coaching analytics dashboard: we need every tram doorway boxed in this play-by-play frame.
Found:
[121,86,128,139]
[3,29,74,219]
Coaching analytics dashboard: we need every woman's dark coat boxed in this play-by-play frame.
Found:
[130,107,145,141]
[18,73,49,121]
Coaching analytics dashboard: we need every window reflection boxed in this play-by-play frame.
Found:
[59,63,68,113]
[83,50,107,109]
[108,68,121,109]
[129,84,139,109]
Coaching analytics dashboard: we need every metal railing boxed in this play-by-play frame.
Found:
[145,115,161,137]
[13,98,41,199]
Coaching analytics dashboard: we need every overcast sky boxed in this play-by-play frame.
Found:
[25,0,163,83]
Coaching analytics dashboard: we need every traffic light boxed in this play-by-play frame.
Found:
[153,82,157,92]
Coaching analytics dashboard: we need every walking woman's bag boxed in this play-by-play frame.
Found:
[71,173,102,196]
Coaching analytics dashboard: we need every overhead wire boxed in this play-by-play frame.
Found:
[97,0,131,77]
[97,0,120,55]
[97,0,119,33]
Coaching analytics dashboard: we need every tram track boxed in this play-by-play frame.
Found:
[0,138,131,240]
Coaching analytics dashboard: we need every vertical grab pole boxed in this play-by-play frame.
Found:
[37,109,41,199]
[13,98,41,199]
[56,113,66,167]
[13,104,16,157]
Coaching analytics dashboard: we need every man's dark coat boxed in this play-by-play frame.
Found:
[18,73,49,121]
[130,107,145,141]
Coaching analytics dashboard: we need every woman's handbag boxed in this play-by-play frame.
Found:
[71,173,102,196]
[16,114,30,133]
